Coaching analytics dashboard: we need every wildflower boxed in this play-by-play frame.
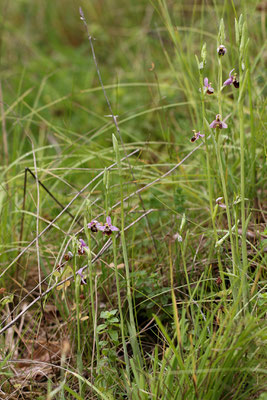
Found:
[64,251,73,261]
[98,216,119,236]
[190,130,205,143]
[223,69,234,86]
[217,45,227,56]
[233,80,239,89]
[203,77,214,94]
[216,196,226,209]
[77,267,87,285]
[78,239,88,255]
[209,114,227,129]
[173,233,183,242]
[223,69,239,88]
[88,220,99,233]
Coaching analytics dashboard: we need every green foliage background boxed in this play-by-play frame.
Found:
[0,0,266,399]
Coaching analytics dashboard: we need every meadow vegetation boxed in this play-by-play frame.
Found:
[0,0,266,399]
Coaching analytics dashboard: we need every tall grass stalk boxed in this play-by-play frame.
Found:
[214,128,239,300]
[73,243,83,395]
[247,63,256,198]
[84,209,100,373]
[238,20,250,310]
[112,134,142,369]
[111,231,131,383]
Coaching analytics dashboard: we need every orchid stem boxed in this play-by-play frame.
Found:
[199,69,226,292]
[218,57,223,116]
[238,57,249,311]
[113,135,142,370]
[214,129,239,301]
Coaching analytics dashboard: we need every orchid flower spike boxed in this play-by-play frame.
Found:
[98,216,119,236]
[87,220,100,233]
[77,267,87,285]
[78,238,88,255]
[223,69,239,88]
[209,114,228,129]
[190,130,205,143]
[217,45,227,56]
[203,77,214,94]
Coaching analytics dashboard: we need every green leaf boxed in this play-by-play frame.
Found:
[97,324,107,333]
[99,340,108,348]
[108,309,118,316]
[100,311,111,319]
[100,309,117,319]
[109,330,118,342]
[108,317,119,323]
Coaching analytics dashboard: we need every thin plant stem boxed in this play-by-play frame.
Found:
[199,70,226,292]
[31,138,57,379]
[112,233,131,384]
[73,251,83,395]
[238,74,249,310]
[179,239,192,299]
[25,168,82,226]
[113,135,142,368]
[169,242,182,353]
[247,63,256,198]
[0,81,9,168]
[218,57,223,116]
[120,189,142,368]
[214,129,239,300]
[85,213,100,375]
